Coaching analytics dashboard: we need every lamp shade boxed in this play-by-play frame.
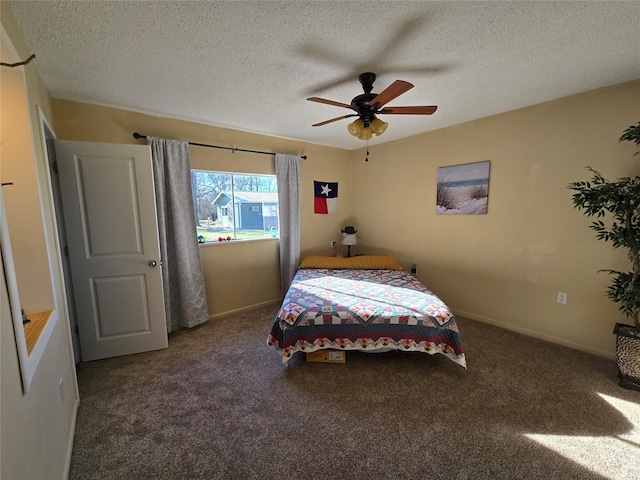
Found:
[347,119,364,137]
[341,226,357,257]
[358,128,372,140]
[371,117,388,136]
[341,225,357,245]
[342,232,357,246]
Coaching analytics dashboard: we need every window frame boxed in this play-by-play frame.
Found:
[191,169,279,245]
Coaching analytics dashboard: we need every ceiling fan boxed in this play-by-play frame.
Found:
[307,72,437,140]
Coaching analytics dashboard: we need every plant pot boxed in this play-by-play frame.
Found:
[613,323,640,391]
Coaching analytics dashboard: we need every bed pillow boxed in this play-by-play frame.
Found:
[299,255,403,271]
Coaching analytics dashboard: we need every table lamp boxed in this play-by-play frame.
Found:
[341,226,357,257]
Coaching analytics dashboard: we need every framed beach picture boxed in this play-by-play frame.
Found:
[436,160,490,215]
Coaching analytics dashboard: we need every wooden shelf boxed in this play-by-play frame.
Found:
[23,310,53,355]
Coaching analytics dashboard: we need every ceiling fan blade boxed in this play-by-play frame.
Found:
[307,97,356,110]
[312,114,357,127]
[370,80,413,108]
[378,105,438,115]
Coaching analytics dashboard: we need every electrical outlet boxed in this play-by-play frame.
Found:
[557,292,567,304]
[331,240,336,247]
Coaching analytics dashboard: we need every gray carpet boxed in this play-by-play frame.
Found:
[69,306,640,480]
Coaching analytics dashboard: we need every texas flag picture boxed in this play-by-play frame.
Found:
[314,181,338,214]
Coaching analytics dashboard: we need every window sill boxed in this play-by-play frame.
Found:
[24,310,54,355]
[198,237,279,247]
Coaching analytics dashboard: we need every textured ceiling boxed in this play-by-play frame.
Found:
[8,1,640,150]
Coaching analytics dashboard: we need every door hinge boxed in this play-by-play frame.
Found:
[52,161,58,173]
[64,246,69,257]
[74,325,79,335]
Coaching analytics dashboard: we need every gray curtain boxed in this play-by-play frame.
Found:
[275,154,301,295]
[147,137,209,332]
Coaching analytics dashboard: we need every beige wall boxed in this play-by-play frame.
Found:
[52,82,640,357]
[1,4,79,480]
[351,80,640,358]
[51,100,353,316]
[1,35,54,313]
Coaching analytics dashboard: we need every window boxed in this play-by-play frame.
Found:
[191,170,279,243]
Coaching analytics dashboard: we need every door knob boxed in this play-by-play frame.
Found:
[149,260,158,267]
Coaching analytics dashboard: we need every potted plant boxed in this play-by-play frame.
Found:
[568,121,640,390]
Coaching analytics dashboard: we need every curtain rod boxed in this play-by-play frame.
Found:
[133,133,307,160]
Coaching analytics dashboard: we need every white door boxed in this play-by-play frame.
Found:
[55,141,167,361]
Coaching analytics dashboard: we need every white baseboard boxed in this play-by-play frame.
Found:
[63,398,79,480]
[208,298,281,321]
[452,308,615,361]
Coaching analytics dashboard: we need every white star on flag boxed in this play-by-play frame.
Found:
[321,184,332,196]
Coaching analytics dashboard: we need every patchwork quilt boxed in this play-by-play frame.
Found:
[267,268,466,367]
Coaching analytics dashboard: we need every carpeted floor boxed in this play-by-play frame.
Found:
[69,306,640,480]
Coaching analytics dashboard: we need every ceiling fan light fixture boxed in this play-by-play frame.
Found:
[371,117,388,136]
[347,119,364,137]
[348,117,387,140]
[358,127,373,141]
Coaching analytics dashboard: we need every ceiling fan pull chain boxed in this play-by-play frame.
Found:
[365,140,370,162]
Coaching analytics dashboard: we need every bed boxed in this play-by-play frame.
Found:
[267,255,466,368]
